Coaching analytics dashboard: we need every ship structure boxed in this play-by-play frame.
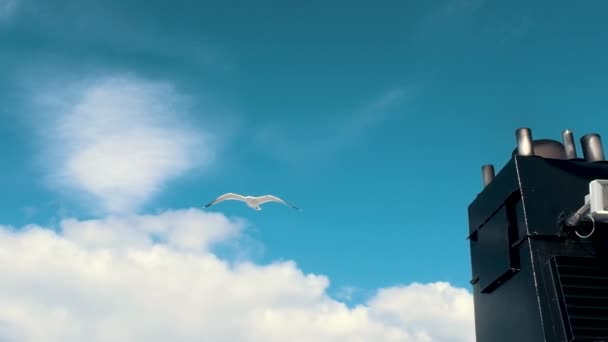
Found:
[468,128,608,341]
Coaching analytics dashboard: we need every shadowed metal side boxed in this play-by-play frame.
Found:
[562,130,577,159]
[481,164,495,187]
[516,127,535,156]
[580,133,605,162]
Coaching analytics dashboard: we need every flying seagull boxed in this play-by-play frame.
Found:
[204,193,302,211]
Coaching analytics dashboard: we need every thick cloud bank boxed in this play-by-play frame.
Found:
[19,73,475,341]
[0,210,474,342]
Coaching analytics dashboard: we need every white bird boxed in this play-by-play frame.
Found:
[204,193,302,211]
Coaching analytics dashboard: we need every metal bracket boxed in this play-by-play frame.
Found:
[565,194,591,227]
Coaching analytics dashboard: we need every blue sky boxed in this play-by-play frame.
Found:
[1,1,608,340]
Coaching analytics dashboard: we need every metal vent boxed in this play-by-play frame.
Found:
[551,256,608,341]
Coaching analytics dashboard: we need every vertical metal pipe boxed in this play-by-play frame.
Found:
[580,133,605,162]
[562,130,578,159]
[516,127,535,156]
[482,164,495,187]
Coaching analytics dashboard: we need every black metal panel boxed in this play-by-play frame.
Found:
[549,256,608,341]
[472,242,545,342]
[471,202,521,293]
[515,157,608,236]
[468,159,519,236]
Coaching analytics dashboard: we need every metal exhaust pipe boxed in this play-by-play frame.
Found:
[581,133,605,162]
[562,130,577,159]
[481,164,495,187]
[516,127,535,156]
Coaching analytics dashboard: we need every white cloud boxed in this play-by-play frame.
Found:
[369,284,475,341]
[35,74,214,214]
[0,210,475,342]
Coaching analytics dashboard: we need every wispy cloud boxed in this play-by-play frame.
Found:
[3,2,235,74]
[335,285,362,302]
[431,0,485,20]
[0,211,474,342]
[254,87,413,165]
[406,0,486,62]
[497,15,533,45]
[415,0,485,34]
[33,74,215,214]
[0,0,17,20]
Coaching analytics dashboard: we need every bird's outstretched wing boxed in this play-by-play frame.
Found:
[255,195,302,211]
[204,193,247,208]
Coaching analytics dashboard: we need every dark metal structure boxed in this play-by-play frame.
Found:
[468,128,608,341]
